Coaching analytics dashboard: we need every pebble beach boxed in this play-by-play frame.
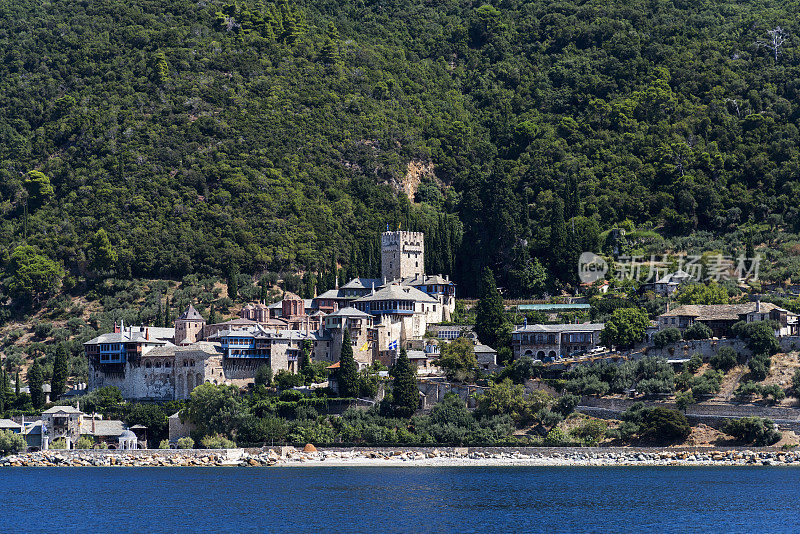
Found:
[3,447,800,467]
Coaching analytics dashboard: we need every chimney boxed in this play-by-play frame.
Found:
[92,412,96,435]
[146,327,150,340]
[113,322,120,334]
[756,295,761,313]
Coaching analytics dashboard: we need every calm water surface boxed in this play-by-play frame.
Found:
[3,466,799,533]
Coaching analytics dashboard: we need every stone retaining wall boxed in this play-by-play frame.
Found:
[5,446,800,467]
[580,396,800,420]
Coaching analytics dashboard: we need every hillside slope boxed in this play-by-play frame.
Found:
[0,0,799,302]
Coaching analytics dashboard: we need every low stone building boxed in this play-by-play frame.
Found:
[474,344,499,371]
[512,323,605,360]
[39,406,129,449]
[658,300,798,338]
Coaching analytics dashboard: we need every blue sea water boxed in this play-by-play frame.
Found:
[3,466,799,533]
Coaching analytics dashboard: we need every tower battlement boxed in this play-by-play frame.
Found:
[381,230,424,281]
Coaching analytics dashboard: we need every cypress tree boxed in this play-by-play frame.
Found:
[51,343,69,399]
[164,296,172,328]
[28,359,45,408]
[347,248,358,281]
[0,367,8,414]
[329,251,337,290]
[15,370,20,396]
[156,298,163,328]
[549,197,568,275]
[227,262,239,301]
[474,267,506,349]
[299,340,311,373]
[337,329,359,398]
[391,348,419,418]
[260,276,270,301]
[209,304,217,325]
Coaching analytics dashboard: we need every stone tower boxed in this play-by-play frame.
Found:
[174,304,206,345]
[381,230,424,281]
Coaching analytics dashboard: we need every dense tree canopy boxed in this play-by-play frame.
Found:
[0,0,799,301]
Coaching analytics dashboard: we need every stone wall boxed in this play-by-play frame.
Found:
[168,414,196,442]
[578,397,800,432]
[645,336,800,361]
[418,379,489,409]
[645,338,751,360]
[578,405,800,433]
[90,343,260,401]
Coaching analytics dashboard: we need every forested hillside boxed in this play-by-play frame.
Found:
[2,0,800,304]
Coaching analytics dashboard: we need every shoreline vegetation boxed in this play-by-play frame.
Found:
[3,446,800,468]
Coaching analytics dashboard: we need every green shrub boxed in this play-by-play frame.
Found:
[158,439,170,449]
[552,394,579,417]
[748,354,771,381]
[0,430,27,455]
[734,381,761,400]
[638,407,691,442]
[50,438,67,449]
[279,389,304,402]
[200,434,236,449]
[760,385,786,405]
[637,378,674,397]
[654,328,681,348]
[543,427,569,446]
[685,353,703,374]
[569,419,607,446]
[274,370,304,390]
[732,321,780,356]
[255,364,273,387]
[620,403,691,444]
[683,322,712,340]
[690,370,723,397]
[710,346,737,372]
[176,437,194,449]
[723,417,781,446]
[791,368,800,398]
[74,436,95,449]
[675,390,695,412]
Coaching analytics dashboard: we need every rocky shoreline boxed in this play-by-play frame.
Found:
[3,447,800,467]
